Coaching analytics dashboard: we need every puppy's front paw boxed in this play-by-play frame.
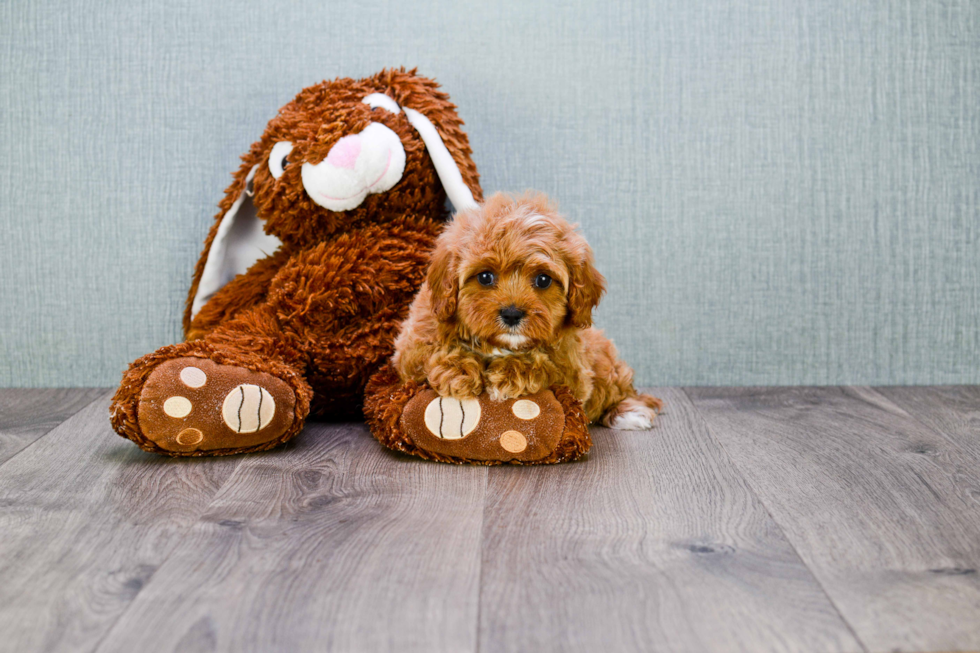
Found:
[485,376,528,402]
[427,351,484,399]
[485,355,551,401]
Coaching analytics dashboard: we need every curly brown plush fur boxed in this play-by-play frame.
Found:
[111,69,481,456]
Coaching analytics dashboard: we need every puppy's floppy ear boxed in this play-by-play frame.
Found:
[565,238,606,329]
[426,235,461,322]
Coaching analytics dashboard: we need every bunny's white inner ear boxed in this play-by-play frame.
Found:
[362,93,401,114]
[190,165,283,319]
[402,107,478,212]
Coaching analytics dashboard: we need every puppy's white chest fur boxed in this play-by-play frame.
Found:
[495,334,529,349]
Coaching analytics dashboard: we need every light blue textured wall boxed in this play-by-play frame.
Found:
[1,0,978,387]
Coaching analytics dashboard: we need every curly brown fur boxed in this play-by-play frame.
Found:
[111,69,481,454]
[183,68,482,337]
[393,192,663,429]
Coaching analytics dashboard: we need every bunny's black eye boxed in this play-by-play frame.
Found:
[533,274,553,289]
[477,271,496,287]
[269,141,294,179]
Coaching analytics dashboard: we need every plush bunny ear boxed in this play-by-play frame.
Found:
[185,165,283,326]
[381,69,483,211]
[403,107,478,212]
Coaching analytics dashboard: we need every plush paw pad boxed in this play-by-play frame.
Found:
[423,397,481,439]
[222,384,275,433]
[511,399,540,420]
[402,389,565,462]
[177,428,204,445]
[138,357,296,453]
[179,366,207,388]
[163,396,193,418]
[499,430,528,453]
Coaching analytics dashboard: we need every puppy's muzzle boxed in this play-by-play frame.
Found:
[499,305,526,328]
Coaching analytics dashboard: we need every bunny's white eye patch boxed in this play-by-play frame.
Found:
[362,93,401,114]
[269,141,294,179]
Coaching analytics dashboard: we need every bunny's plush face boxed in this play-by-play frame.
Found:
[188,70,481,322]
[245,74,478,248]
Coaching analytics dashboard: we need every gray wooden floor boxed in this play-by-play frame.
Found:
[1,387,979,653]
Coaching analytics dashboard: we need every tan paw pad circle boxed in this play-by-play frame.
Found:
[163,396,192,418]
[176,428,204,446]
[511,399,540,420]
[222,384,275,434]
[499,430,528,453]
[179,366,207,388]
[424,397,481,439]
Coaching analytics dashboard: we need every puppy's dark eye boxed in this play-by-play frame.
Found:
[281,154,289,169]
[477,271,496,287]
[533,273,553,289]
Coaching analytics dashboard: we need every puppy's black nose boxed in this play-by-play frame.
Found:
[500,305,526,327]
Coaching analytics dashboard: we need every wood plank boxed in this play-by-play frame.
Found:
[687,386,980,653]
[875,385,980,462]
[0,388,106,466]
[0,394,240,653]
[95,421,487,653]
[478,388,861,653]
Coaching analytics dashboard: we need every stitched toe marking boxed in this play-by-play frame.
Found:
[176,428,204,445]
[163,396,192,418]
[499,430,527,453]
[512,399,540,420]
[222,384,275,433]
[423,397,481,439]
[179,366,207,388]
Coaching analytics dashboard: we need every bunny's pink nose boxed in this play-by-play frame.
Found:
[325,135,361,169]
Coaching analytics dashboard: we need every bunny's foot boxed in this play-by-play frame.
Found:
[111,344,311,456]
[364,364,591,465]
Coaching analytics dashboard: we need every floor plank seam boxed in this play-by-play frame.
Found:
[474,468,490,653]
[88,562,172,653]
[87,449,248,652]
[680,387,872,653]
[865,386,980,466]
[0,388,112,474]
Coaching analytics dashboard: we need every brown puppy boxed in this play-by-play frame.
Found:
[393,192,663,429]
